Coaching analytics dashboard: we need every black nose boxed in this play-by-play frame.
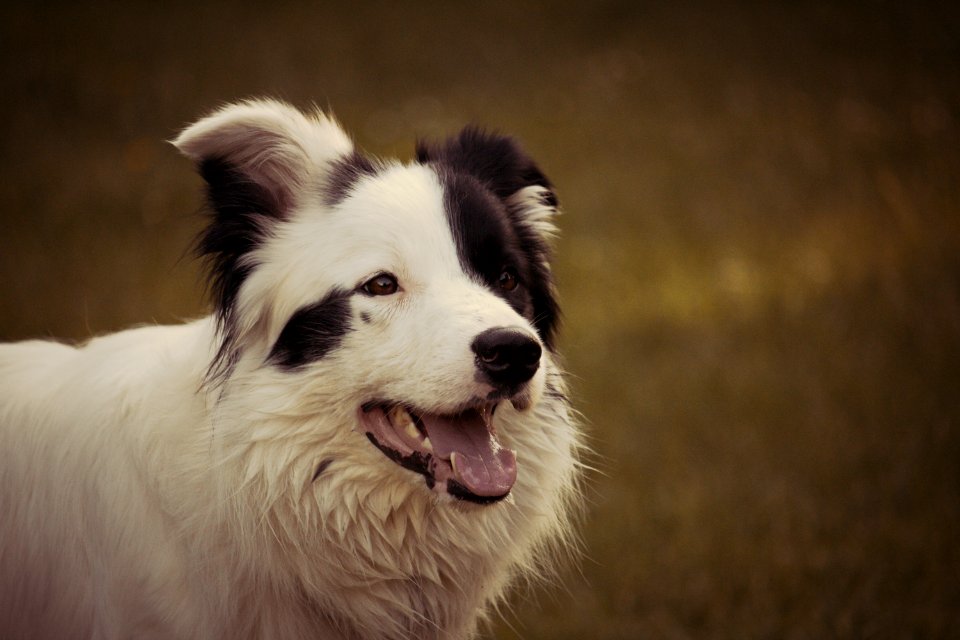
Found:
[471,327,542,389]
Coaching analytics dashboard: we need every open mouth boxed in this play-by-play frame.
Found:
[358,402,517,504]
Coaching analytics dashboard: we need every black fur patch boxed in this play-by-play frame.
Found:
[195,157,283,380]
[268,289,352,370]
[415,127,557,205]
[418,129,560,348]
[440,170,532,314]
[323,151,381,206]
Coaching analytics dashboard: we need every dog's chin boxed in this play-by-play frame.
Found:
[507,387,534,412]
[357,401,518,505]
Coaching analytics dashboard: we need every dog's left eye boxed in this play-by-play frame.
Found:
[498,268,519,292]
[362,273,399,296]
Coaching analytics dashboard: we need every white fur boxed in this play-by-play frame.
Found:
[0,101,582,640]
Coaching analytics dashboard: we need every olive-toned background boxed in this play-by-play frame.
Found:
[2,2,959,638]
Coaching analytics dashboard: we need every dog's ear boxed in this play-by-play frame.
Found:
[174,98,354,219]
[415,127,560,237]
[173,99,354,381]
[415,127,553,200]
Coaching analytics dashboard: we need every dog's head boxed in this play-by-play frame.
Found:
[174,100,561,505]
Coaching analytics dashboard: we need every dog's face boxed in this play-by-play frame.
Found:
[175,100,560,505]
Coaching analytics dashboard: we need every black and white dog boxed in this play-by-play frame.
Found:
[0,100,582,640]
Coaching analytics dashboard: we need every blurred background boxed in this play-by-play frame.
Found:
[2,1,959,637]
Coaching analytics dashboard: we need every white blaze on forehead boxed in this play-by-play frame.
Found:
[323,163,466,284]
[244,162,466,338]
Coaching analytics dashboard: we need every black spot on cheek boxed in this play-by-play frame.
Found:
[360,311,371,324]
[269,289,352,370]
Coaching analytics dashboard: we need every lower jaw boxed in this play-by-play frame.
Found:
[446,479,510,504]
[364,432,511,504]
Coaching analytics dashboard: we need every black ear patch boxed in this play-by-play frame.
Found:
[418,128,561,349]
[196,157,281,318]
[415,127,556,204]
[194,156,286,380]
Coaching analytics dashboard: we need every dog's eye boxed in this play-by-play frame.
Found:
[498,268,519,292]
[362,273,399,296]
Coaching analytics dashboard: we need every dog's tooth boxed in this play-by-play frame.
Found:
[389,405,422,442]
[389,405,411,426]
[404,421,421,441]
[422,437,433,451]
[450,451,460,474]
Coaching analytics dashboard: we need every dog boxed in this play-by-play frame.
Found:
[0,99,582,640]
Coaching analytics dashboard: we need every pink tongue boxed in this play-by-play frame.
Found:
[422,409,517,497]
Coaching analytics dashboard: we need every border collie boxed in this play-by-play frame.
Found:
[0,99,582,640]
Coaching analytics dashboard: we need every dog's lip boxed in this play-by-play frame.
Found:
[358,402,517,502]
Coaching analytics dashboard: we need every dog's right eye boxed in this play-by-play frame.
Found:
[362,273,399,296]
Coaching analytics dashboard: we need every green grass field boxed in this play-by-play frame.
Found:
[2,2,958,637]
